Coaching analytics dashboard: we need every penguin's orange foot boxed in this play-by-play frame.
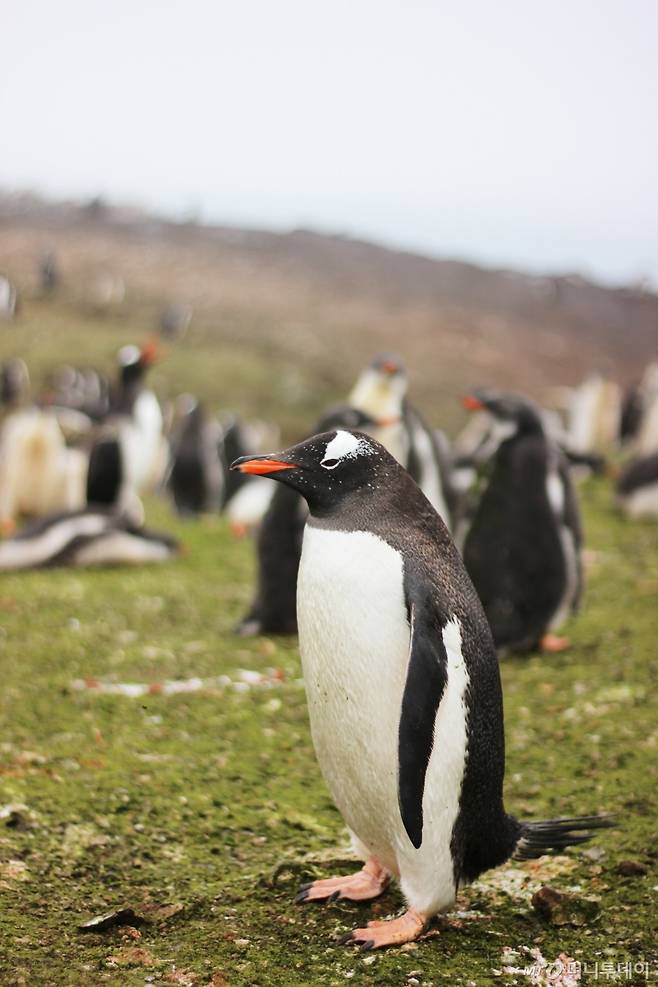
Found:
[540,633,571,652]
[338,908,428,950]
[295,859,389,904]
[230,522,248,538]
[1,518,16,537]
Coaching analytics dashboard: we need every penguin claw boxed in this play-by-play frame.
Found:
[295,861,390,904]
[339,910,428,949]
[336,932,354,945]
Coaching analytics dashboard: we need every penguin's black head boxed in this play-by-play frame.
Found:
[117,341,159,385]
[230,429,397,516]
[463,389,544,436]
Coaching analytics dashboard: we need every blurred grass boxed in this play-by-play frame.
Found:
[0,294,656,985]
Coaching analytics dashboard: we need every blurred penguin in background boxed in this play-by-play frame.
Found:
[634,362,658,456]
[566,373,621,454]
[168,395,224,516]
[237,405,384,636]
[86,342,167,520]
[0,508,181,571]
[461,390,583,655]
[220,417,282,535]
[1,359,30,416]
[0,274,19,320]
[616,454,658,519]
[38,250,60,296]
[348,354,457,531]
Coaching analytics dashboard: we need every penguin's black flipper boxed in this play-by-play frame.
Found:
[513,814,615,861]
[397,595,448,850]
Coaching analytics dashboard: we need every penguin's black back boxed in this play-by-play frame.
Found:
[462,432,568,652]
[170,411,207,515]
[86,437,121,507]
[219,420,250,507]
[617,453,658,494]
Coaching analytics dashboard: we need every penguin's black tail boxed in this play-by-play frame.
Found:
[513,815,615,861]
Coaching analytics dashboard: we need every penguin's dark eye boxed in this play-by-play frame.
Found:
[321,458,340,470]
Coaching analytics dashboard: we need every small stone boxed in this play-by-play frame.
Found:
[617,860,648,877]
[531,885,600,926]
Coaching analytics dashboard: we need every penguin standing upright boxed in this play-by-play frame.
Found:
[231,430,610,949]
[168,396,224,516]
[462,390,583,654]
[349,355,456,530]
[86,342,166,517]
[237,405,381,636]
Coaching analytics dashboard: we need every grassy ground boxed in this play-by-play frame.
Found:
[0,478,656,987]
[0,293,656,984]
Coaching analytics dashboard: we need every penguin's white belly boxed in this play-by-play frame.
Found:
[297,525,466,914]
[545,470,580,631]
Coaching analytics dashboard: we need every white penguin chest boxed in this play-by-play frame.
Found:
[297,525,411,861]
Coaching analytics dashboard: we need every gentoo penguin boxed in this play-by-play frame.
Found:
[159,303,192,340]
[168,396,224,516]
[461,390,583,654]
[237,406,382,636]
[0,409,87,531]
[349,355,457,530]
[566,374,621,453]
[0,274,19,320]
[1,359,30,413]
[219,417,282,535]
[616,454,658,519]
[86,343,167,517]
[0,508,180,570]
[231,430,610,949]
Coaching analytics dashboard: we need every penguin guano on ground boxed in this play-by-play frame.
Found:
[237,405,382,636]
[616,453,658,519]
[0,508,180,570]
[461,390,583,655]
[349,355,457,531]
[231,429,611,949]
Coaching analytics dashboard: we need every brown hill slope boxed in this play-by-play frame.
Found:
[1,193,656,427]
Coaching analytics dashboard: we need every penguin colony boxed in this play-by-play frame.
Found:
[4,313,655,948]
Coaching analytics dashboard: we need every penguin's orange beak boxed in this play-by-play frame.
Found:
[462,395,484,411]
[231,457,298,475]
[141,339,161,365]
[381,360,401,375]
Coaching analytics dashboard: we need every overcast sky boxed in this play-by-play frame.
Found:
[2,1,657,285]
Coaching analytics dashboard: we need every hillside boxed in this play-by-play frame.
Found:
[1,192,657,434]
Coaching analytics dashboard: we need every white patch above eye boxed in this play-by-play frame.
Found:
[321,430,371,468]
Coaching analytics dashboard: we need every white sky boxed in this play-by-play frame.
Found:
[2,0,657,285]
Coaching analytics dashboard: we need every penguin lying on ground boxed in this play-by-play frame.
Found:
[237,405,383,636]
[231,429,611,949]
[616,454,658,519]
[461,390,583,654]
[349,355,457,531]
[0,508,180,570]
